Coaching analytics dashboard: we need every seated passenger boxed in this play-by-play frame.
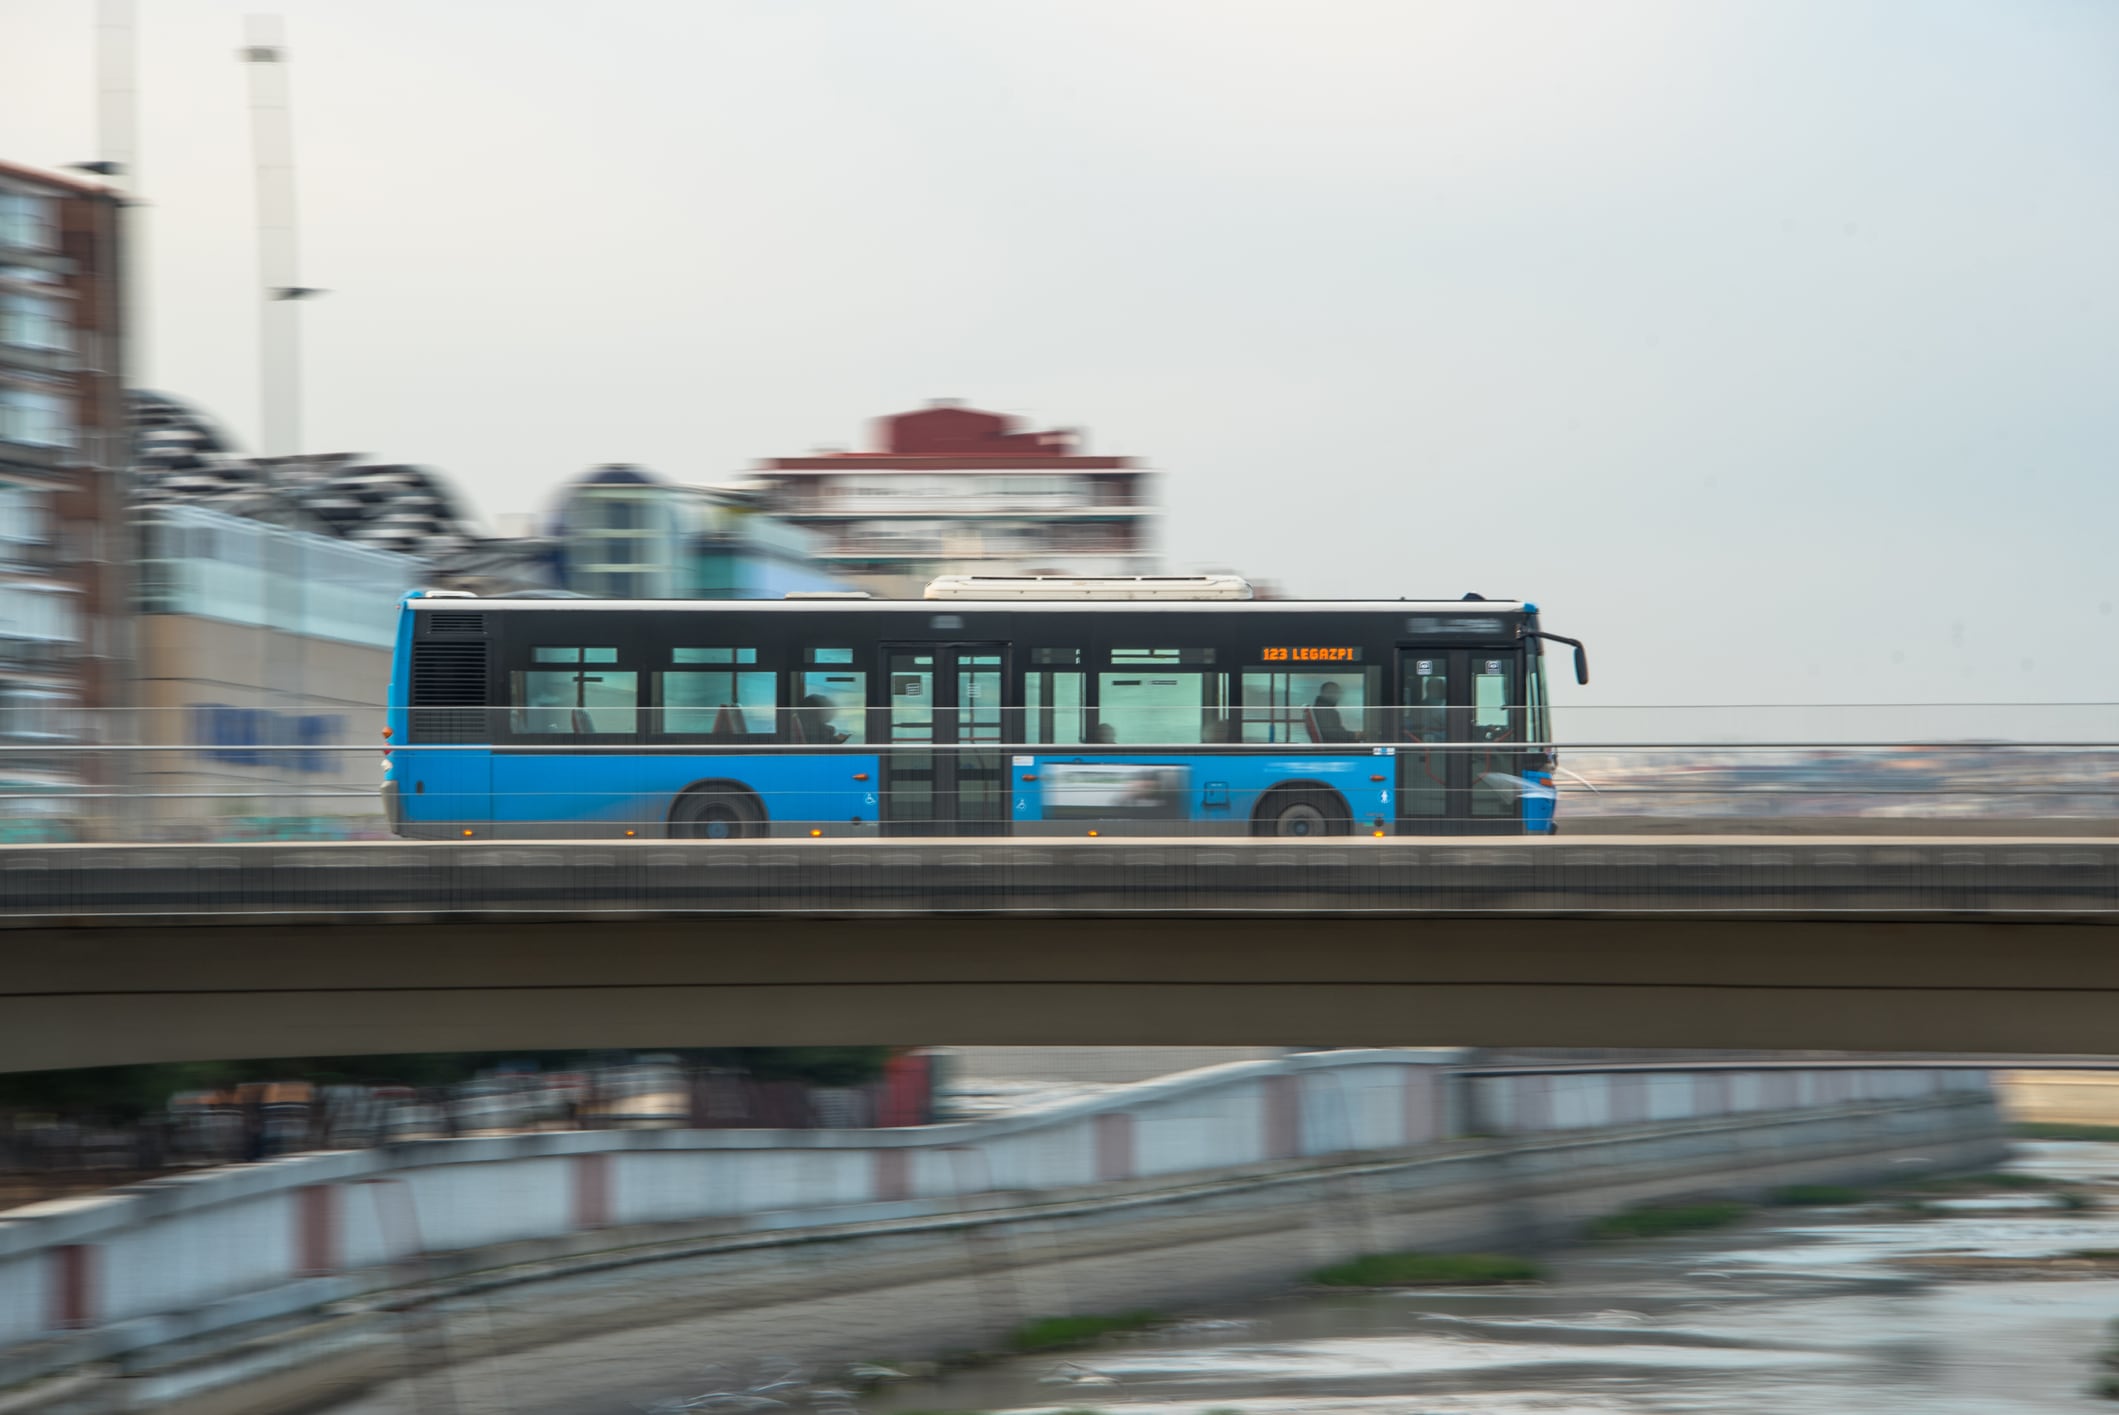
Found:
[1090,722,1117,744]
[796,694,848,744]
[1310,682,1356,743]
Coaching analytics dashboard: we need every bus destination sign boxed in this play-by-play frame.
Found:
[1402,615,1510,636]
[1261,646,1362,663]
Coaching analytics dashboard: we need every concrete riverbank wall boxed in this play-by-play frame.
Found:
[1997,1071,2119,1127]
[0,1054,2004,1415]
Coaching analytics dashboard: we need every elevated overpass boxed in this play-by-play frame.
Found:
[2,837,2115,1069]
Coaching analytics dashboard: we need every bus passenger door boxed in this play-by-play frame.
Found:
[951,650,1007,835]
[882,645,1008,836]
[1395,653,1458,832]
[1462,652,1524,833]
[1396,650,1525,834]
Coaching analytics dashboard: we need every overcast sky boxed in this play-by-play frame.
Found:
[6,0,2117,723]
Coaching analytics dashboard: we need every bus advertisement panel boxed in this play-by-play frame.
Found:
[1040,763,1188,821]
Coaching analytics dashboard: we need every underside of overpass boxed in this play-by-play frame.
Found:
[6,913,2119,1070]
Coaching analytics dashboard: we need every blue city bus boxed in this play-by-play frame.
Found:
[382,577,1588,839]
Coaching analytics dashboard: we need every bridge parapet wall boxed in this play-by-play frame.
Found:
[1467,1065,1989,1133]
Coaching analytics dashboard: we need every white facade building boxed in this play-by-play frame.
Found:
[745,401,1157,597]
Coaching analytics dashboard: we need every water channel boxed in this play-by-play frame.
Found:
[865,1141,2119,1415]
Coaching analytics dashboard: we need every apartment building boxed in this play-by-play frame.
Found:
[745,401,1158,596]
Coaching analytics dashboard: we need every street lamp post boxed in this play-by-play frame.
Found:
[243,16,327,835]
[241,15,318,462]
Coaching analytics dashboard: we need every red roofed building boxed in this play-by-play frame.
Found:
[745,401,1158,595]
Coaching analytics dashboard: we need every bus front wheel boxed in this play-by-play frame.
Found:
[670,789,763,840]
[1255,788,1349,838]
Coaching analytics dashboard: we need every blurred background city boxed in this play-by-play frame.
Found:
[5,1,2119,1412]
[2,0,2116,843]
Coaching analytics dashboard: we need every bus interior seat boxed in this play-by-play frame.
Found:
[1301,708,1322,744]
[571,708,595,735]
[710,703,747,738]
[787,714,808,744]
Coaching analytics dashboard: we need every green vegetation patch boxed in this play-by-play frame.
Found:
[1913,1170,2055,1192]
[1007,1311,1164,1352]
[1588,1202,1750,1240]
[2016,1122,2119,1142]
[1771,1184,1870,1207]
[1310,1252,1544,1287]
[2092,1316,2119,1400]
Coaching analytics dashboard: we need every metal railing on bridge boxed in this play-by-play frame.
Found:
[2,704,2117,846]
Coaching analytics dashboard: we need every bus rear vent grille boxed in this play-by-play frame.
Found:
[425,612,487,636]
[410,641,488,742]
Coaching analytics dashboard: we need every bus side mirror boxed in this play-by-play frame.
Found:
[1524,630,1589,687]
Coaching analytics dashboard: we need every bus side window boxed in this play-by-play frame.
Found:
[1241,668,1379,744]
[796,672,866,745]
[796,648,865,745]
[1473,659,1516,740]
[1024,647,1084,744]
[511,647,636,735]
[1526,651,1550,749]
[664,647,776,738]
[1097,648,1224,746]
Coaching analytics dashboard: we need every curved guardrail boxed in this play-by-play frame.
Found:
[0,1051,1991,1379]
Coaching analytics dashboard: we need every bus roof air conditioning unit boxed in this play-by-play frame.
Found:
[924,575,1253,601]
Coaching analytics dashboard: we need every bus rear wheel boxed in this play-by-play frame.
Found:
[1256,789,1349,838]
[670,790,763,840]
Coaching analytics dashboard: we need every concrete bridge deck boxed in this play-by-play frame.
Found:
[3,837,2116,922]
[1,839,2115,1068]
